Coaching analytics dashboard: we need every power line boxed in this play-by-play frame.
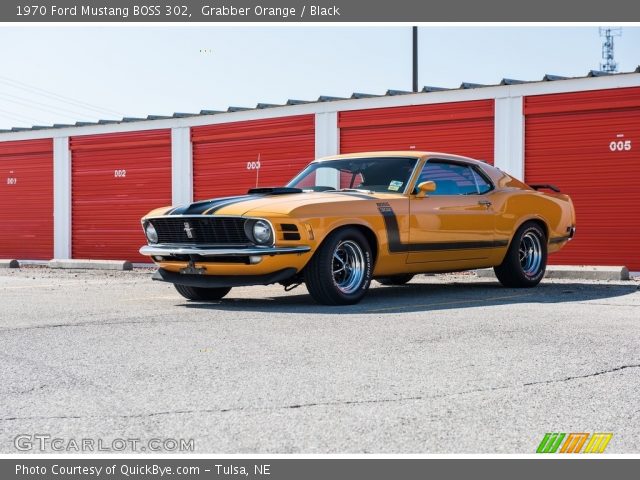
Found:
[0,105,44,122]
[0,89,121,121]
[0,110,46,126]
[0,108,44,124]
[0,93,96,122]
[0,75,125,117]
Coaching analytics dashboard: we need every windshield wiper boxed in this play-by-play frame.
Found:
[338,188,375,194]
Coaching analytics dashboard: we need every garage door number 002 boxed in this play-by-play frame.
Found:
[114,169,127,178]
[609,139,632,152]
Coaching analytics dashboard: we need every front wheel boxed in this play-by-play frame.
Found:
[174,284,231,301]
[305,228,373,305]
[494,221,547,288]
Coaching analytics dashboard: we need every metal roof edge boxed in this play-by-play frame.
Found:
[1,69,639,136]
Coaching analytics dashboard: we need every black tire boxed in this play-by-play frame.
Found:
[174,284,231,301]
[376,274,415,286]
[494,221,547,288]
[305,227,373,305]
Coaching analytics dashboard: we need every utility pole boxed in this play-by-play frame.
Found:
[412,26,419,92]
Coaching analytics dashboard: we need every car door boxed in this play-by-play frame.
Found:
[407,159,497,264]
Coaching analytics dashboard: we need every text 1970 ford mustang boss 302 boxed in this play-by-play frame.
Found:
[140,152,576,305]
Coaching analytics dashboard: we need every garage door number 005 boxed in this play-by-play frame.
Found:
[114,169,127,178]
[609,140,632,152]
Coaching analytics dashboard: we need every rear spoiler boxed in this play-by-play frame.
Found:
[529,184,561,193]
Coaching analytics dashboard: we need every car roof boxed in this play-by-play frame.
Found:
[316,151,485,165]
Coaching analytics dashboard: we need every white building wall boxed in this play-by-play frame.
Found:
[314,112,340,188]
[171,127,193,206]
[53,137,71,259]
[494,95,525,179]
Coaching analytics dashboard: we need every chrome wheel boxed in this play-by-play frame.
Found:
[494,222,547,288]
[332,240,366,294]
[305,227,373,305]
[519,231,543,276]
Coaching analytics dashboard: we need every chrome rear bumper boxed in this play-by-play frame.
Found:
[139,245,311,257]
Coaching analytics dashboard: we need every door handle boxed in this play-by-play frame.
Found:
[478,199,492,207]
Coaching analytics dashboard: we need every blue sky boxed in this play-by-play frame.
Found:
[0,26,638,129]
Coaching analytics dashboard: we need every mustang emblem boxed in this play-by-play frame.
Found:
[183,222,195,239]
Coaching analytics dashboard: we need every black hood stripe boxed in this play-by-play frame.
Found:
[169,195,259,215]
[202,196,259,214]
[167,190,374,217]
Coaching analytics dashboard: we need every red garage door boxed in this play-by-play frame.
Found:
[525,87,640,270]
[192,115,315,200]
[0,139,53,260]
[339,100,495,163]
[71,130,171,262]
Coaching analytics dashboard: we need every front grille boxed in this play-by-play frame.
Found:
[149,217,251,245]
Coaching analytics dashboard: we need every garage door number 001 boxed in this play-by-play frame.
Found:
[609,140,632,152]
[114,169,127,178]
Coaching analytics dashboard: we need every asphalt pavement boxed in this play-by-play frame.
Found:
[1,267,639,453]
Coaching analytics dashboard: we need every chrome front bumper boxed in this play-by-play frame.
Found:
[139,245,311,257]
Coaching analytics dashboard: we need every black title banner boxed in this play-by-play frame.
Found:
[1,0,640,22]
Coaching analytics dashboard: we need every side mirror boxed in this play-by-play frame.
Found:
[415,181,436,198]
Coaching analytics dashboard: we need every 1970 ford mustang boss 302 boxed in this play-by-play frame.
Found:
[140,152,575,305]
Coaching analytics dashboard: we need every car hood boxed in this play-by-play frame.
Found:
[163,190,387,217]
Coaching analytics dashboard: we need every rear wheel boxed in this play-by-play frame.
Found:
[305,228,373,305]
[377,274,415,286]
[494,221,547,288]
[174,284,231,301]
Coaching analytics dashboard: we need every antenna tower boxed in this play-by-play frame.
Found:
[599,27,622,73]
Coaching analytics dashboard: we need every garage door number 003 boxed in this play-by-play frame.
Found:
[246,161,261,170]
[114,169,127,178]
[609,139,632,152]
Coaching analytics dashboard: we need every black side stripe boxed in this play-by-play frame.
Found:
[377,202,406,253]
[376,202,508,253]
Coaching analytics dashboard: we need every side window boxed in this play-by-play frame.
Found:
[417,161,478,195]
[471,168,493,194]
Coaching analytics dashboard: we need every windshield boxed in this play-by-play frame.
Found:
[287,157,418,194]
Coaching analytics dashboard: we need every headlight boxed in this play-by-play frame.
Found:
[145,222,158,244]
[251,220,273,245]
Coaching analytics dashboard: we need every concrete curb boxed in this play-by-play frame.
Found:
[476,265,630,281]
[0,259,20,268]
[48,259,133,271]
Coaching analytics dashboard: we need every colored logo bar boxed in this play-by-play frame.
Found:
[537,433,613,453]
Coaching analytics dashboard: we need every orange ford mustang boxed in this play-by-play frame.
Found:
[140,152,576,305]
